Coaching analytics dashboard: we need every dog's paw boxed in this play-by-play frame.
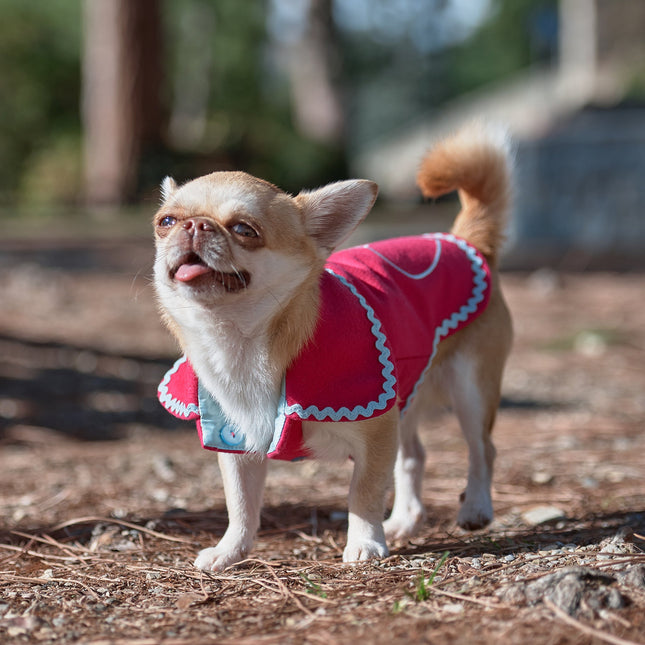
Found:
[383,506,426,541]
[194,546,246,572]
[342,539,388,563]
[457,492,493,531]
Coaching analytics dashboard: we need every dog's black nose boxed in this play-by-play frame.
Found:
[182,218,215,235]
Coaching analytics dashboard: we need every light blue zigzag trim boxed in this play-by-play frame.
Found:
[402,232,488,415]
[157,356,200,419]
[282,269,397,422]
[366,239,442,280]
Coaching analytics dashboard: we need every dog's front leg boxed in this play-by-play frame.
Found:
[343,408,398,563]
[194,452,268,571]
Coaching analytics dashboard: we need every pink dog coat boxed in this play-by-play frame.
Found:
[158,233,491,460]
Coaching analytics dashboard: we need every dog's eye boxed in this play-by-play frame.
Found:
[158,215,177,228]
[231,222,258,238]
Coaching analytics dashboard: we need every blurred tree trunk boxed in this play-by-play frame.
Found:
[82,0,163,206]
[287,0,345,145]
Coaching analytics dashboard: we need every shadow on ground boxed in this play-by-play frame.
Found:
[0,333,178,441]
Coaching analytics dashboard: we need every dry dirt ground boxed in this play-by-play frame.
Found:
[0,231,644,644]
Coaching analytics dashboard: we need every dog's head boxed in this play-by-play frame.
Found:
[153,170,377,342]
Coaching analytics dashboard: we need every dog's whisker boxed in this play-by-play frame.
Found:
[232,266,247,289]
[264,287,283,308]
[129,262,156,299]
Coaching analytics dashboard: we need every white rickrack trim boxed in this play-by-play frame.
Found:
[157,356,200,418]
[402,232,488,414]
[365,238,442,280]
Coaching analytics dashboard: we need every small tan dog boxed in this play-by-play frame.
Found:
[154,124,513,571]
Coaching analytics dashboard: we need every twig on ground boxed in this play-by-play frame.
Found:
[11,530,88,557]
[0,573,100,600]
[239,559,315,615]
[50,515,197,545]
[430,586,503,609]
[0,542,96,562]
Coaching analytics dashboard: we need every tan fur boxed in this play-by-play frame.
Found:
[267,267,322,369]
[413,125,512,430]
[372,126,513,536]
[153,171,375,375]
[425,130,513,429]
[417,124,511,266]
[345,407,400,516]
[153,124,513,571]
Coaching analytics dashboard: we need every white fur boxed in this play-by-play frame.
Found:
[194,452,267,570]
[447,120,514,164]
[383,424,427,540]
[154,247,310,452]
[160,176,177,203]
[303,422,360,463]
[383,350,498,538]
[343,512,388,562]
[449,353,495,529]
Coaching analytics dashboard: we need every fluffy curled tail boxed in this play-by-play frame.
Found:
[416,123,512,266]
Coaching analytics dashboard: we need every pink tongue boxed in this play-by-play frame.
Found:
[175,262,212,282]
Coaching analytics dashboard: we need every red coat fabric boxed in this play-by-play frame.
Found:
[158,233,491,460]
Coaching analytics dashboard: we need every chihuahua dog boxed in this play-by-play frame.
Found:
[154,124,512,571]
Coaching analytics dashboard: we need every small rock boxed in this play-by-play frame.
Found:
[619,565,645,589]
[498,566,624,617]
[542,542,564,552]
[442,602,464,614]
[522,505,566,526]
[573,330,607,357]
[598,527,638,559]
[4,615,42,636]
[152,454,176,483]
[88,524,138,552]
[587,587,626,612]
[531,471,554,485]
[581,476,599,489]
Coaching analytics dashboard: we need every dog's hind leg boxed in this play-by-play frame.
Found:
[449,352,499,530]
[383,410,427,540]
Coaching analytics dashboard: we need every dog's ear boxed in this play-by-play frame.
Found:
[295,180,378,252]
[160,176,178,203]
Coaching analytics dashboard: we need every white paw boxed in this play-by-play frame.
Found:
[383,505,426,541]
[457,492,493,530]
[194,545,247,572]
[342,538,388,563]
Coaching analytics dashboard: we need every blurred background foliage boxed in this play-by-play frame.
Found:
[0,0,82,208]
[0,0,572,212]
